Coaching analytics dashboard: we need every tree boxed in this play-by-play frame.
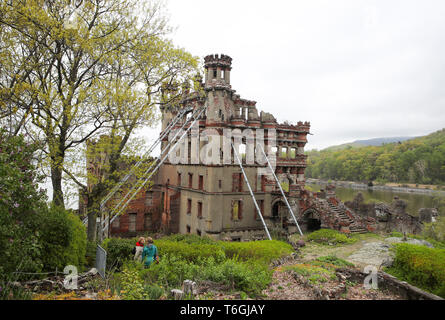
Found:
[0,0,198,241]
[0,0,198,210]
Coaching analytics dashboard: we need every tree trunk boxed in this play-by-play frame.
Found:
[87,203,98,242]
[51,165,65,208]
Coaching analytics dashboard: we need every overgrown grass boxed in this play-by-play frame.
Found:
[283,255,354,286]
[385,243,445,298]
[388,231,445,249]
[283,263,336,285]
[102,235,292,298]
[221,240,294,263]
[305,229,357,245]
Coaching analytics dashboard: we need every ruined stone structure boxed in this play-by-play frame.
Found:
[88,54,378,240]
[344,193,436,234]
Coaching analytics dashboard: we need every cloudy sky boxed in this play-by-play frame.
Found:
[143,0,445,151]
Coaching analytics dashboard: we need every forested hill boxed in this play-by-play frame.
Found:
[305,129,445,185]
[324,136,414,151]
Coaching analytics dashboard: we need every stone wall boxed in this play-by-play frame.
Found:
[336,267,443,300]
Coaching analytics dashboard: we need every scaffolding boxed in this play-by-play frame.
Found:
[257,143,303,236]
[231,141,272,240]
[100,105,208,237]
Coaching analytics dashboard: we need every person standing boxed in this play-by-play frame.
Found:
[141,237,159,268]
[134,237,145,261]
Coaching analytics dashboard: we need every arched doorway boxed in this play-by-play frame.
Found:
[302,209,321,232]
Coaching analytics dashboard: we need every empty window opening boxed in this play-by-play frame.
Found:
[199,175,204,190]
[231,200,243,221]
[112,217,120,228]
[187,199,192,214]
[144,212,152,229]
[281,147,288,158]
[188,173,193,188]
[197,201,203,218]
[128,213,137,232]
[186,225,191,234]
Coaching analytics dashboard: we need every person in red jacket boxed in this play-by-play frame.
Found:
[134,237,145,261]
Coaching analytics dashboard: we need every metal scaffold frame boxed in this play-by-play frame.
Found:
[257,143,303,236]
[82,106,193,225]
[231,141,272,240]
[101,104,208,236]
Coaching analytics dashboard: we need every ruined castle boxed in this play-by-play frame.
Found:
[86,54,383,240]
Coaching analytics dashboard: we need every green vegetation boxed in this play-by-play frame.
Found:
[312,255,355,268]
[385,243,445,298]
[306,128,445,186]
[101,235,293,298]
[306,229,357,245]
[422,216,445,246]
[283,255,353,285]
[0,130,87,299]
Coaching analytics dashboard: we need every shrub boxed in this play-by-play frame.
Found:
[119,262,146,300]
[422,217,445,245]
[312,255,355,268]
[142,253,201,287]
[0,130,47,278]
[102,237,136,270]
[144,284,165,300]
[37,206,87,272]
[284,263,336,285]
[154,239,226,264]
[385,243,445,298]
[220,240,293,263]
[161,234,216,245]
[306,229,356,245]
[143,254,271,297]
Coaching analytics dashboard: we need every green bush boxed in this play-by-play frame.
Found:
[385,243,445,298]
[161,234,216,245]
[142,253,201,287]
[154,239,226,264]
[142,254,271,297]
[306,229,356,245]
[0,130,47,278]
[102,237,136,270]
[312,255,355,268]
[144,284,165,300]
[221,240,293,263]
[37,206,87,272]
[119,262,146,300]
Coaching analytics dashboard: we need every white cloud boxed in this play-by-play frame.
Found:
[163,0,445,150]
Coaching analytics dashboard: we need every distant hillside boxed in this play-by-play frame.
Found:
[325,136,414,151]
[306,129,445,185]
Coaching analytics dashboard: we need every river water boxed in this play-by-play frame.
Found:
[306,181,444,217]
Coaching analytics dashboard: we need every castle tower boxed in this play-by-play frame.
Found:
[204,54,232,87]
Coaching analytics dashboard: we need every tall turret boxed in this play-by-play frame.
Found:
[204,54,232,87]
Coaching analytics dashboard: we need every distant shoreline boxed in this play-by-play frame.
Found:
[306,178,445,197]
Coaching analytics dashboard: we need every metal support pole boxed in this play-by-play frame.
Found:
[104,106,202,224]
[103,105,208,233]
[231,141,272,240]
[82,106,193,225]
[257,143,303,236]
